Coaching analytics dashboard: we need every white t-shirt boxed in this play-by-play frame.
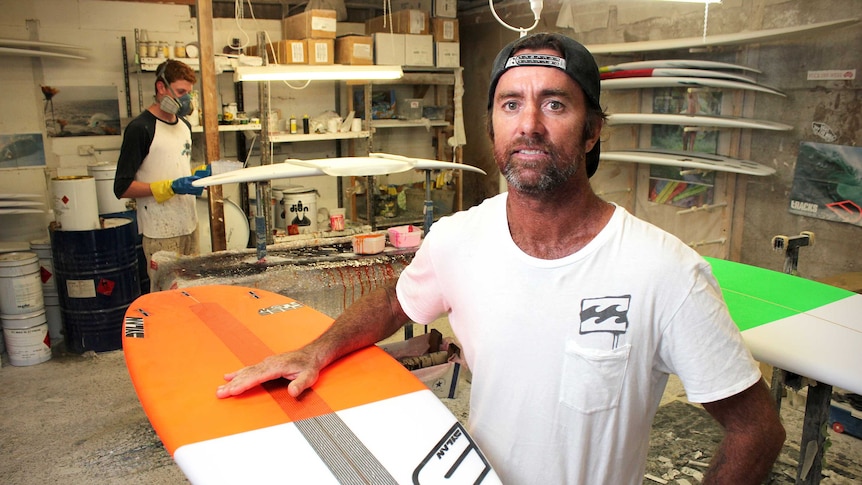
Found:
[396,194,760,485]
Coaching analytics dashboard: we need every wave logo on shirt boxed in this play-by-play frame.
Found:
[579,295,630,335]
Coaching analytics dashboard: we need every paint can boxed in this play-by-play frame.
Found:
[29,237,58,297]
[2,309,51,366]
[50,218,140,353]
[88,163,132,215]
[272,187,285,230]
[42,292,63,342]
[51,176,100,231]
[0,251,44,315]
[283,187,319,233]
[101,210,147,295]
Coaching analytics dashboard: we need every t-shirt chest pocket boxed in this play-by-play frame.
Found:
[560,341,631,413]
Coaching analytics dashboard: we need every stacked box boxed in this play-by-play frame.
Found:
[431,18,458,42]
[307,38,334,65]
[435,41,460,68]
[335,35,374,65]
[367,10,429,35]
[282,9,337,39]
[373,32,406,65]
[432,0,457,18]
[405,34,434,67]
[247,40,308,64]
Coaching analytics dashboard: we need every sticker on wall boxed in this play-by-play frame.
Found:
[43,85,121,137]
[812,122,838,142]
[788,142,862,227]
[0,133,46,168]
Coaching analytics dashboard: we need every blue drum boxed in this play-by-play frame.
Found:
[50,218,140,353]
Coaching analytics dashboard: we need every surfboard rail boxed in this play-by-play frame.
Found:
[600,149,775,176]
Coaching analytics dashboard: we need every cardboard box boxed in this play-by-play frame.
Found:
[336,22,366,37]
[253,39,307,64]
[433,0,458,18]
[335,35,374,65]
[431,18,459,42]
[405,34,434,67]
[367,10,429,35]
[435,41,460,68]
[373,33,406,65]
[282,9,337,39]
[306,38,334,65]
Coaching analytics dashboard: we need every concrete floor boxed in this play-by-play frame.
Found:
[2,322,860,484]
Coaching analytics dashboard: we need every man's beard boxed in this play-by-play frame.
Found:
[496,135,582,195]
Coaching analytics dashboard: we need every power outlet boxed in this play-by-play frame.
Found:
[77,145,94,156]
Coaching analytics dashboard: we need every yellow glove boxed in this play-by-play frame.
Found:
[150,179,175,203]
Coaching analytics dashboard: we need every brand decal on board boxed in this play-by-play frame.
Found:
[413,422,494,483]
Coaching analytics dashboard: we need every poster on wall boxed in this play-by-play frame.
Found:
[0,133,46,168]
[788,142,862,227]
[647,88,720,208]
[42,85,121,137]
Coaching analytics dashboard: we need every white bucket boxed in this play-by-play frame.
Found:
[2,309,51,366]
[88,163,132,215]
[0,252,44,315]
[52,176,100,231]
[29,237,57,297]
[43,292,63,341]
[272,187,285,230]
[283,187,318,233]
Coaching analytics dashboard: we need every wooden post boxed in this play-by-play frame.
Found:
[195,0,226,252]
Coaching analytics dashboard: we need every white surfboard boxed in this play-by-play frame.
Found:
[601,59,761,74]
[0,46,87,60]
[606,113,793,131]
[600,149,775,176]
[601,68,758,84]
[602,76,785,96]
[585,18,860,54]
[0,38,86,50]
[193,154,487,188]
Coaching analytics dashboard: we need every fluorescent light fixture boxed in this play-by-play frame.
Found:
[658,0,721,3]
[234,65,404,82]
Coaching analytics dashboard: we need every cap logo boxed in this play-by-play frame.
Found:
[504,54,567,71]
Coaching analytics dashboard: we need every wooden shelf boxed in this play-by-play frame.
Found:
[268,130,370,143]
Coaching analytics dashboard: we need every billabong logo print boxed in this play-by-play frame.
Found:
[579,295,631,348]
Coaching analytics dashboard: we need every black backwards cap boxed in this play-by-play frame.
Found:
[487,33,602,177]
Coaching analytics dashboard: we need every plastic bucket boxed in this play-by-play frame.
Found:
[283,187,318,233]
[52,176,100,231]
[2,309,51,366]
[50,218,140,353]
[0,251,44,315]
[29,237,58,297]
[88,163,132,215]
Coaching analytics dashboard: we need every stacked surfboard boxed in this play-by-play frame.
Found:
[588,18,860,175]
[0,38,87,60]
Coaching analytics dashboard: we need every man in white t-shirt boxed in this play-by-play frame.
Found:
[215,33,785,484]
[114,59,208,290]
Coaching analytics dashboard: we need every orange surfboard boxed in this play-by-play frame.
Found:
[123,285,500,484]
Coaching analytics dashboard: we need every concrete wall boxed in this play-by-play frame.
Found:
[461,0,861,279]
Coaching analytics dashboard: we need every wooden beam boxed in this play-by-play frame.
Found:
[196,0,227,252]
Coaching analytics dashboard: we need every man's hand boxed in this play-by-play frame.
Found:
[216,349,323,399]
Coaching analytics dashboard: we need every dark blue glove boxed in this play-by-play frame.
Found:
[193,164,212,178]
[171,176,204,196]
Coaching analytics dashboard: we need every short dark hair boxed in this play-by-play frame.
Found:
[154,59,197,93]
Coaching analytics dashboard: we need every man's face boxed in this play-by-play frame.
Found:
[490,49,599,194]
[159,78,193,99]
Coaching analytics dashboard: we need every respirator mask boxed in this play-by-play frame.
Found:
[157,64,192,118]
